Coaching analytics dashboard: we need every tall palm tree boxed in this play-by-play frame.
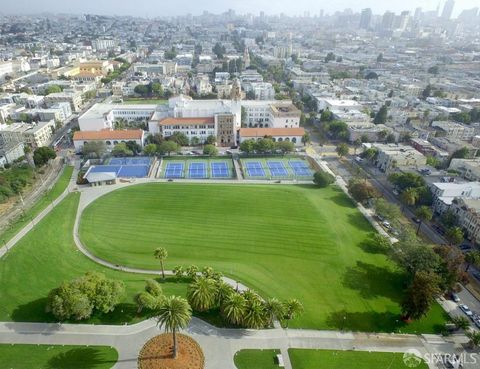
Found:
[284,299,304,328]
[221,293,247,326]
[264,298,286,327]
[243,298,266,329]
[415,205,433,235]
[156,296,192,359]
[400,187,418,210]
[154,248,168,279]
[187,276,217,312]
[465,251,480,272]
[466,329,480,349]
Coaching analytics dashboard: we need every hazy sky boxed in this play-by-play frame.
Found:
[1,0,478,17]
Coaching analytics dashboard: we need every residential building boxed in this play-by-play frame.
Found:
[44,91,83,112]
[430,182,480,214]
[373,143,427,172]
[450,197,480,244]
[0,121,55,148]
[0,141,25,168]
[449,158,480,181]
[431,121,475,141]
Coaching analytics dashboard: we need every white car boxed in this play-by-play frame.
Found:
[460,304,473,317]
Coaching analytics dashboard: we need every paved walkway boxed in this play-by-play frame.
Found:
[0,317,464,369]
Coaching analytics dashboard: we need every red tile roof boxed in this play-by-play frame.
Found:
[159,117,215,126]
[239,127,305,137]
[73,129,143,140]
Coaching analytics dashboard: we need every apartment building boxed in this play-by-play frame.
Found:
[0,121,55,148]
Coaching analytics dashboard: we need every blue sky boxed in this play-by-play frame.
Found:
[1,0,478,17]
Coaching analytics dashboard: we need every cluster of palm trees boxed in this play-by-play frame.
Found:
[135,279,192,360]
[186,270,303,329]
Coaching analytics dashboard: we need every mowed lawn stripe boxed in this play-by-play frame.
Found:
[79,183,447,332]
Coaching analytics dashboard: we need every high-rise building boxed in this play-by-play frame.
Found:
[441,0,455,20]
[414,7,422,20]
[359,8,372,29]
[382,11,395,30]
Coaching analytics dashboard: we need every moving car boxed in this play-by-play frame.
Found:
[460,304,473,318]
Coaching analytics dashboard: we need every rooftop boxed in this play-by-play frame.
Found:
[159,117,215,126]
[73,129,143,141]
[240,127,305,137]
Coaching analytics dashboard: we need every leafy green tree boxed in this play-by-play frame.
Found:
[320,109,333,122]
[212,43,226,59]
[394,241,441,277]
[158,141,180,156]
[221,293,246,326]
[203,144,218,156]
[255,138,275,154]
[275,141,294,154]
[361,148,378,161]
[156,296,192,359]
[374,198,401,222]
[347,179,379,204]
[401,271,440,321]
[415,206,433,235]
[240,139,256,153]
[336,143,349,157]
[134,291,158,313]
[134,84,149,97]
[301,133,310,146]
[428,65,439,75]
[313,170,335,188]
[323,120,349,141]
[374,105,388,124]
[151,82,163,97]
[284,299,304,328]
[445,227,463,246]
[187,277,217,312]
[45,84,63,95]
[324,52,336,63]
[143,143,158,156]
[168,132,189,147]
[33,147,56,166]
[82,141,107,158]
[111,142,133,157]
[154,248,168,279]
[205,135,216,145]
[164,47,177,60]
[465,251,480,272]
[388,173,425,191]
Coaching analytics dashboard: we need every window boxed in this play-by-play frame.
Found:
[106,140,111,145]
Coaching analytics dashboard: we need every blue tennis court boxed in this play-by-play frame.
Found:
[211,162,230,178]
[109,157,151,165]
[165,163,184,178]
[88,165,149,178]
[245,161,265,177]
[289,160,312,176]
[188,162,207,179]
[267,161,288,177]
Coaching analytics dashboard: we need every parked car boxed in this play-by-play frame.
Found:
[392,189,399,196]
[411,217,421,224]
[382,221,392,230]
[355,156,363,163]
[460,304,473,317]
[451,293,460,302]
[459,243,472,251]
[475,319,480,329]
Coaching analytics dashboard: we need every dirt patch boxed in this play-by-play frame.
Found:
[138,333,205,369]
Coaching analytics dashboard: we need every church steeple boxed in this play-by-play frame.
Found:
[230,78,242,101]
[244,47,250,69]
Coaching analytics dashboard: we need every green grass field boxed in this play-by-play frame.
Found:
[288,349,428,369]
[0,166,73,243]
[0,193,187,324]
[79,183,447,333]
[122,98,167,105]
[234,349,281,369]
[0,344,118,369]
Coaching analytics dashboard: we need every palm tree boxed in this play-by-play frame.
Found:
[451,316,470,331]
[221,293,247,326]
[243,299,266,329]
[187,276,217,312]
[154,247,168,279]
[156,296,192,359]
[284,299,304,328]
[400,187,418,210]
[264,298,286,327]
[415,205,433,235]
[215,280,234,306]
[466,329,480,349]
